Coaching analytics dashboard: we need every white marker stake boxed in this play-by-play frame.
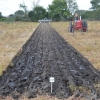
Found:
[49,77,55,94]
[51,82,53,93]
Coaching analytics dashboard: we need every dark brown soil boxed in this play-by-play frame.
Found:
[0,23,100,99]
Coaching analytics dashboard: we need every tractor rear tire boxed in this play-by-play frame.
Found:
[68,22,72,32]
[85,21,88,32]
[72,27,74,33]
[82,20,88,32]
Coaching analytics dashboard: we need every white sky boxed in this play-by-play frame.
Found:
[0,0,91,16]
[76,0,91,10]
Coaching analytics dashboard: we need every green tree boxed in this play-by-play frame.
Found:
[48,0,70,21]
[32,0,40,8]
[19,2,30,21]
[28,11,35,21]
[0,12,2,18]
[0,12,7,22]
[90,0,100,20]
[81,11,96,20]
[67,0,78,15]
[91,0,100,10]
[7,14,15,22]
[20,4,27,14]
[14,10,25,21]
[28,6,47,22]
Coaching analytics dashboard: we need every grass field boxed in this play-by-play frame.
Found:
[0,22,39,75]
[0,21,100,100]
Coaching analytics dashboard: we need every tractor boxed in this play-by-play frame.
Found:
[68,17,88,33]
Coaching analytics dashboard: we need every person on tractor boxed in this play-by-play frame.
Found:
[75,13,79,22]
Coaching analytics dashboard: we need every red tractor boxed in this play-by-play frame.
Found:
[68,19,88,33]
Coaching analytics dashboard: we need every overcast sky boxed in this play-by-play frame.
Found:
[0,0,91,16]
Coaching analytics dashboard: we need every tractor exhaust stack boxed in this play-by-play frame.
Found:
[80,16,81,20]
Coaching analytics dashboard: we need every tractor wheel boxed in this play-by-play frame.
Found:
[82,20,88,32]
[82,21,85,27]
[68,22,72,32]
[72,27,74,33]
[85,21,88,32]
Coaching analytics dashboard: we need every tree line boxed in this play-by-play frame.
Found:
[0,0,100,22]
[76,0,100,20]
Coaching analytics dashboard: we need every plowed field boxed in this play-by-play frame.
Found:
[0,23,100,100]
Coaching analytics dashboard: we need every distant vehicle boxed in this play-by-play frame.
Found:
[68,16,88,33]
[38,18,52,23]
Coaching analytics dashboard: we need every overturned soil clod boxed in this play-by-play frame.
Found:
[0,23,100,99]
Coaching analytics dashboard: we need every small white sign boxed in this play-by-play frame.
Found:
[49,77,55,94]
[49,77,55,83]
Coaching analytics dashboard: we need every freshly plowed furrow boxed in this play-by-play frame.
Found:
[0,23,100,99]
